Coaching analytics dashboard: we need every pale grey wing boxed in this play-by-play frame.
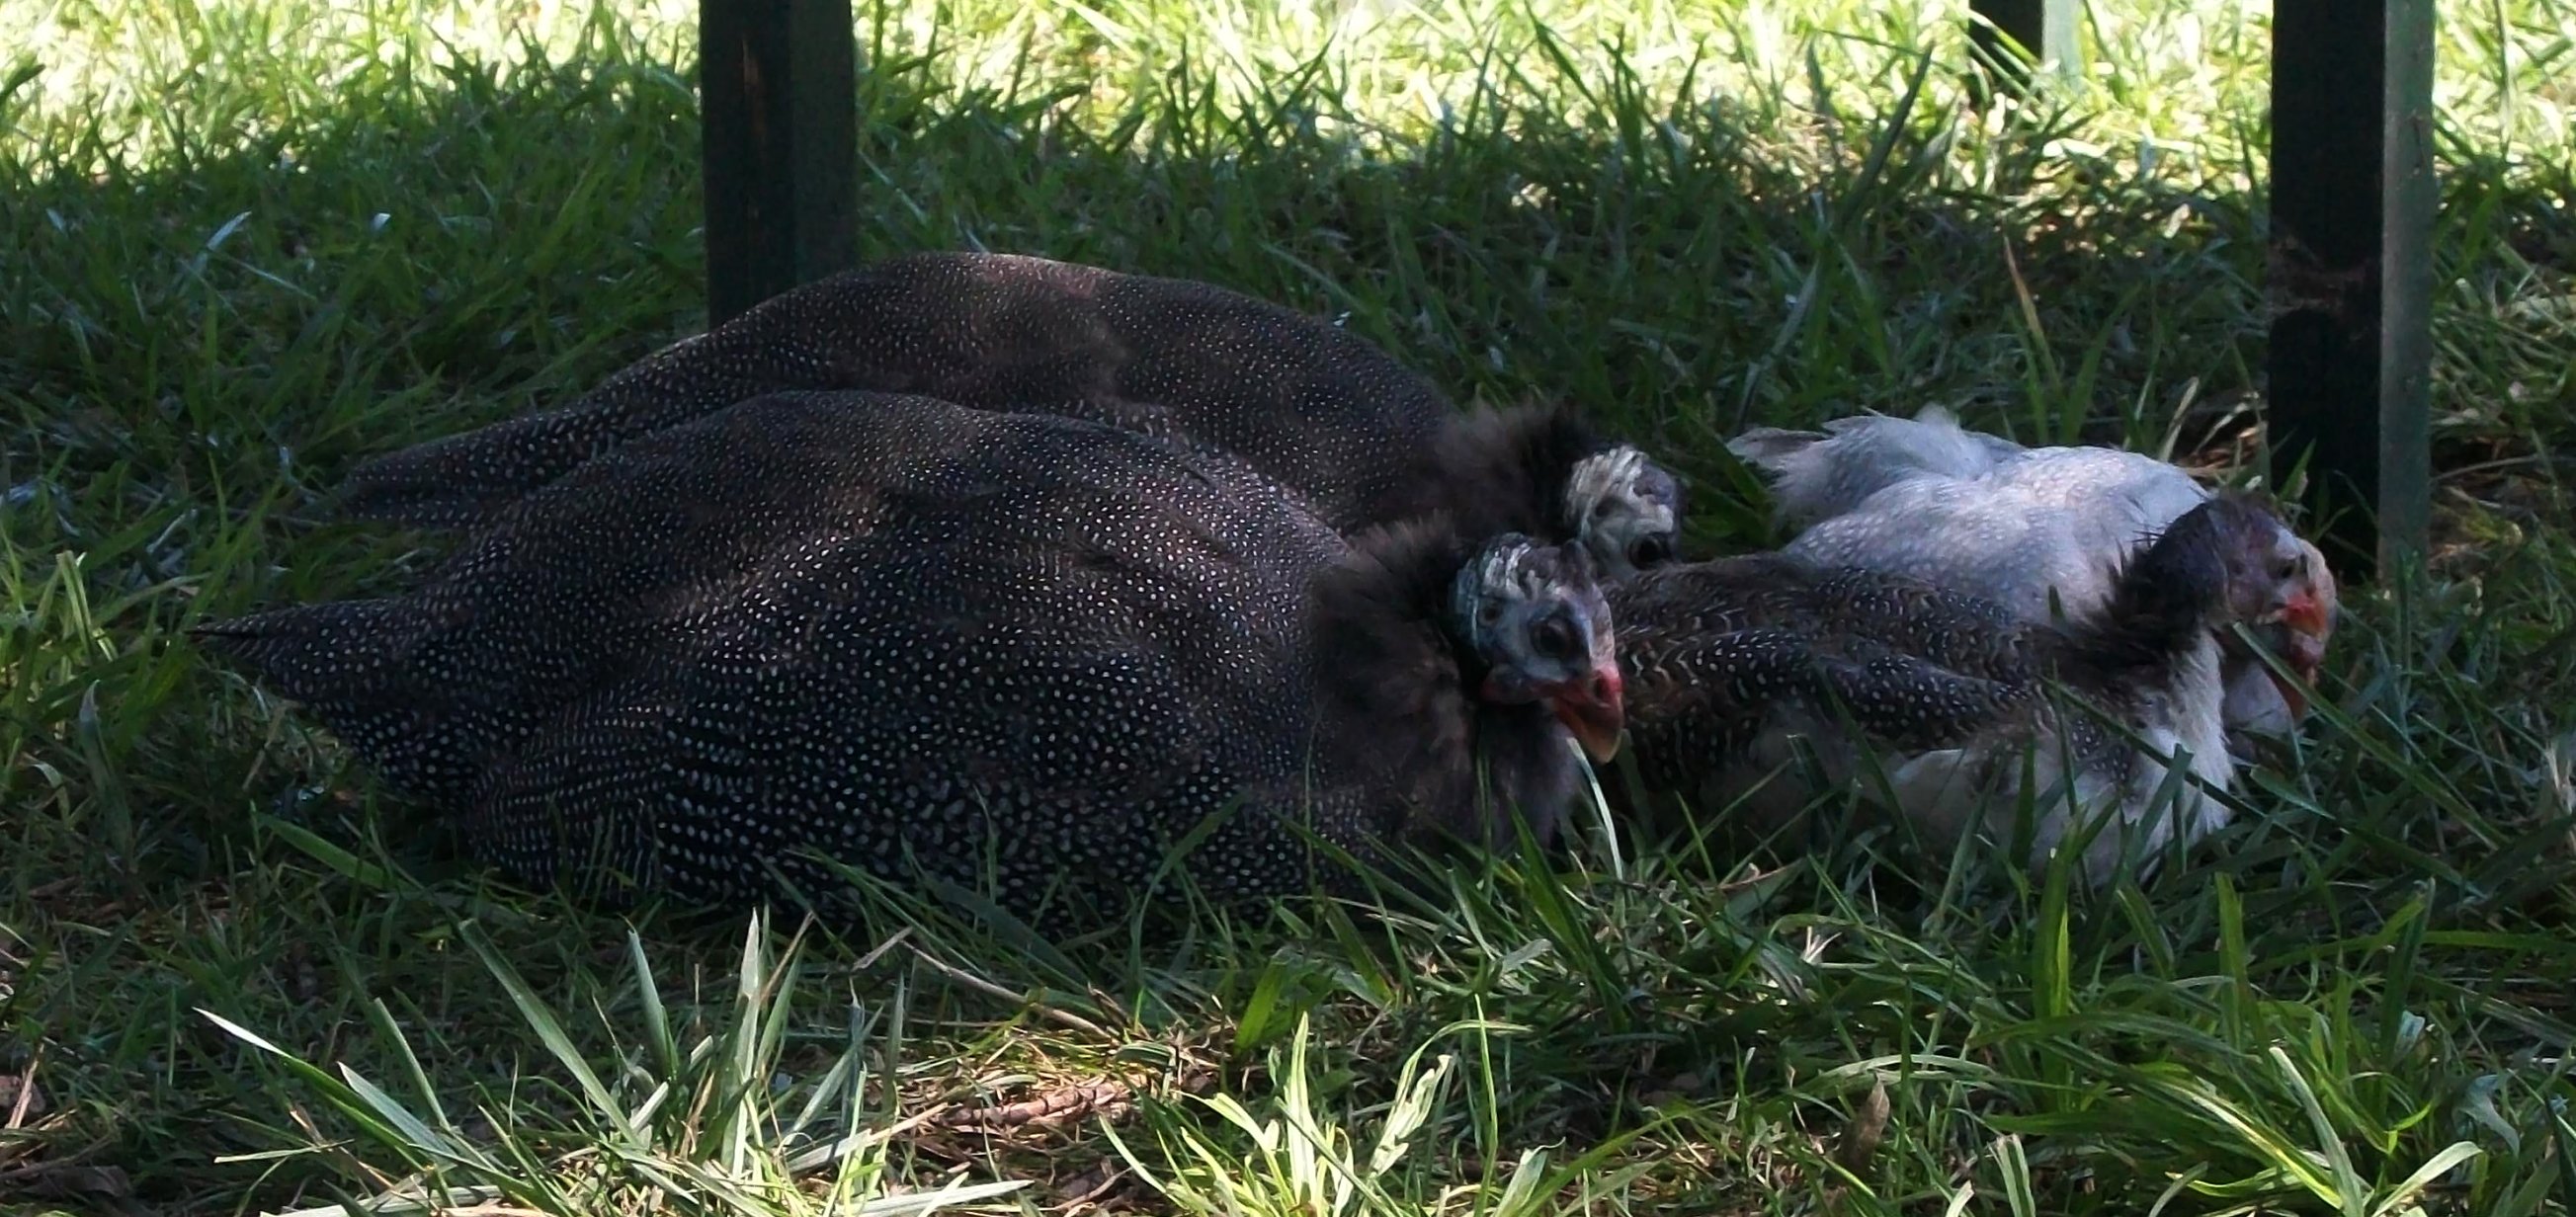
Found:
[1781,478,2106,621]
[1776,435,2214,628]
[1729,405,2020,527]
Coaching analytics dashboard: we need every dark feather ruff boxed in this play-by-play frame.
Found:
[2046,493,2253,683]
[1301,514,1579,852]
[1381,402,1616,549]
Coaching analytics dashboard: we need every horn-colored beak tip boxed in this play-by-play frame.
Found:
[1550,664,1626,764]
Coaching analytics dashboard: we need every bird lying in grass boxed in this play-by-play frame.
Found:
[201,391,1624,929]
[334,250,1686,581]
[1727,405,2336,745]
[1609,494,2322,885]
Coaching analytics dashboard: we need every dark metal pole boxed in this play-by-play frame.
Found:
[701,0,859,327]
[1968,0,2080,97]
[2266,0,2436,578]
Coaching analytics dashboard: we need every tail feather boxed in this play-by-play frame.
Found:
[193,601,418,701]
[333,424,555,529]
[194,601,483,801]
[1729,405,2021,527]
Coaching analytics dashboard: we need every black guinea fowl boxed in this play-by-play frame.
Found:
[333,250,1687,579]
[1607,494,2317,886]
[198,390,1626,926]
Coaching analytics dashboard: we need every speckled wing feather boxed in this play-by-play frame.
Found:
[1609,554,2039,687]
[216,393,1313,790]
[204,390,1588,923]
[1616,622,2114,800]
[335,252,1454,533]
[1601,502,2255,884]
[212,393,1350,904]
[1605,553,2068,819]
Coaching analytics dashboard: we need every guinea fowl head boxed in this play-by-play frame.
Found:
[1307,521,1627,852]
[1409,404,1685,584]
[2114,495,2334,711]
[2213,530,2337,716]
[1564,445,1687,580]
[1448,533,1627,763]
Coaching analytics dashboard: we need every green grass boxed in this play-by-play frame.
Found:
[4,0,2574,1212]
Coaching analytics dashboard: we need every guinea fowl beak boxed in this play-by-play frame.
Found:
[2260,593,2332,719]
[2282,590,2330,640]
[1546,663,1626,764]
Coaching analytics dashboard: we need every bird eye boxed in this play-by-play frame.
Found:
[1477,601,1503,626]
[1626,534,1671,569]
[2271,553,2302,583]
[1530,615,1576,660]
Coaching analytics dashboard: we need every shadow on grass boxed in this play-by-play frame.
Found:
[2,20,2574,1216]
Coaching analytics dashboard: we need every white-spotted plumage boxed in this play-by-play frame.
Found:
[334,251,1684,583]
[201,391,1620,928]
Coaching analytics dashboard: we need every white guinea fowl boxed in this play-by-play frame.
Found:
[1612,495,2320,886]
[1728,405,2337,744]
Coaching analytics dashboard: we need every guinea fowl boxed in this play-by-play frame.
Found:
[1727,406,2336,741]
[333,250,1686,579]
[1609,494,2316,885]
[197,390,1625,925]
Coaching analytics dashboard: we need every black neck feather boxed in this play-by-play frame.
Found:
[2057,500,2230,677]
[1302,517,1573,850]
[1392,402,1612,543]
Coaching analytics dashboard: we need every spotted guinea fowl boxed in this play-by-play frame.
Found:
[197,390,1624,924]
[1609,494,2314,885]
[333,250,1686,579]
[1727,405,2335,741]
